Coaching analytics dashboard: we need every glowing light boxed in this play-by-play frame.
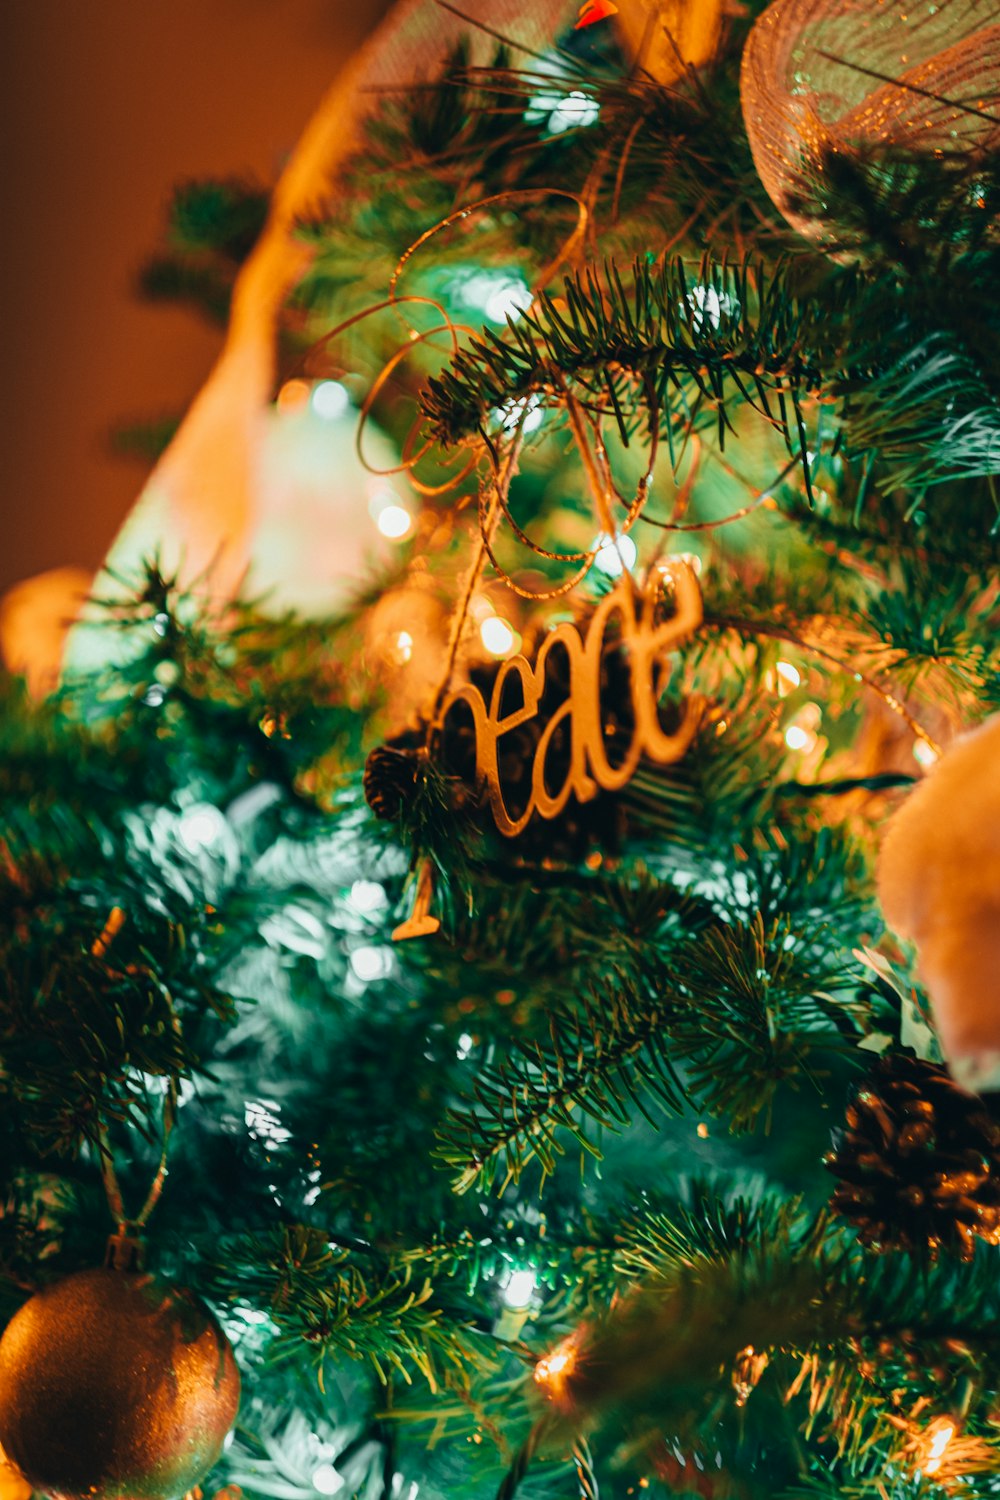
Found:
[502,1268,537,1309]
[350,945,393,983]
[349,880,388,913]
[457,1032,474,1060]
[776,660,801,693]
[376,504,413,540]
[784,724,814,752]
[480,617,516,657]
[592,532,637,577]
[394,630,414,664]
[177,803,227,854]
[494,394,545,434]
[457,270,532,324]
[697,1122,710,1138]
[534,1336,579,1398]
[311,380,350,420]
[923,1417,956,1476]
[142,684,166,707]
[277,378,310,413]
[528,86,600,134]
[914,739,940,767]
[245,1100,292,1149]
[684,284,740,332]
[312,1465,346,1496]
[486,283,531,323]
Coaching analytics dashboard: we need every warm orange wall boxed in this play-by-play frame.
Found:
[0,0,392,595]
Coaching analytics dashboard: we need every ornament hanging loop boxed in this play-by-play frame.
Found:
[98,1077,177,1266]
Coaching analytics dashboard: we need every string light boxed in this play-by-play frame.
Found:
[311,380,349,420]
[348,880,388,913]
[376,504,414,540]
[534,1334,580,1399]
[922,1417,956,1477]
[393,630,414,664]
[784,724,813,752]
[527,83,600,135]
[480,617,516,657]
[176,803,227,854]
[592,533,637,577]
[276,378,310,413]
[350,945,394,983]
[459,270,532,324]
[776,660,801,693]
[312,1464,346,1495]
[456,1032,474,1060]
[501,1268,537,1309]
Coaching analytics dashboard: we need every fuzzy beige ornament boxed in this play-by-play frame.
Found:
[878,714,1000,1096]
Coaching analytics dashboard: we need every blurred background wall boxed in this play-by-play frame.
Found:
[0,0,392,597]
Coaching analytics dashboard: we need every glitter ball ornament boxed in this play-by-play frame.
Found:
[826,1054,1000,1259]
[0,1265,240,1500]
[740,0,1000,248]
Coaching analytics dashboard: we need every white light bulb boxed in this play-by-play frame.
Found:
[177,804,227,854]
[349,880,388,913]
[313,1464,346,1496]
[494,395,544,434]
[548,89,599,134]
[784,725,812,752]
[485,283,532,323]
[480,617,516,656]
[457,1032,474,1060]
[376,504,413,540]
[592,533,637,577]
[776,661,801,693]
[311,380,350,420]
[350,945,393,982]
[502,1268,537,1309]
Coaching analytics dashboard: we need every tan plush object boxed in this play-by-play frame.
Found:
[878,714,1000,1095]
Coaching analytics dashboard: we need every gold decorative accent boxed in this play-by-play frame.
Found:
[392,858,442,942]
[435,563,703,839]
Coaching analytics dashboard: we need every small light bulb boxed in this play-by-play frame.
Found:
[480,617,516,656]
[592,533,637,577]
[349,880,388,913]
[394,630,414,663]
[350,945,393,982]
[914,739,939,767]
[502,1269,537,1309]
[457,1032,474,1060]
[484,282,532,323]
[312,1464,346,1496]
[784,724,812,752]
[776,660,801,693]
[376,504,413,540]
[311,380,349,420]
[177,804,227,854]
[277,378,310,413]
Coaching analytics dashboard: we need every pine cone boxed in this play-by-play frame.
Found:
[826,1054,1000,1259]
[363,742,421,821]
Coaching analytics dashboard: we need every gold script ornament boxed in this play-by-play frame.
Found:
[436,564,704,839]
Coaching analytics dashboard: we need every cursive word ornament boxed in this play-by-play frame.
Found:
[435,564,703,838]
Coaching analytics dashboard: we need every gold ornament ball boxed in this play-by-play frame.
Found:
[0,1267,241,1500]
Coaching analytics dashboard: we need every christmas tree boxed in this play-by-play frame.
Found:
[3,1,1000,1496]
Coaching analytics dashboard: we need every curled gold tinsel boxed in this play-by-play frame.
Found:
[740,0,1000,246]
